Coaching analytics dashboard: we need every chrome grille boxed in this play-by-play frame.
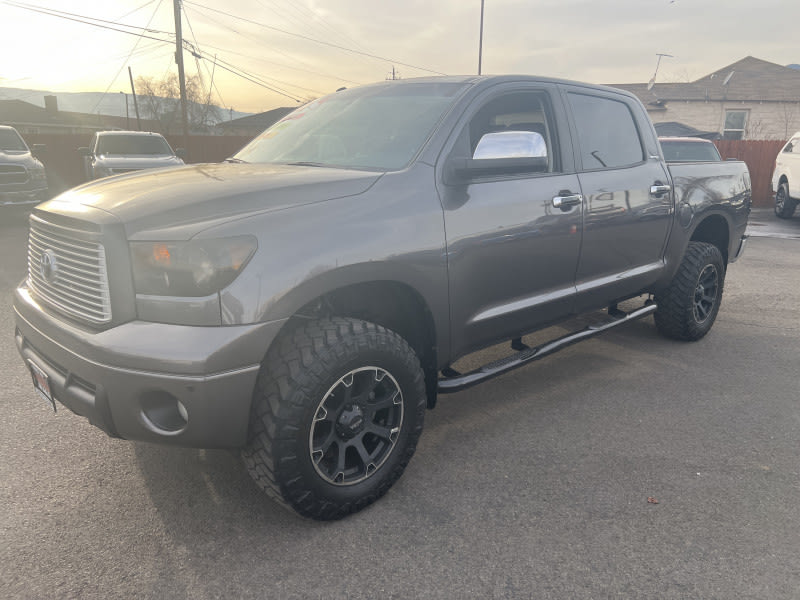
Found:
[27,216,112,325]
[0,165,28,184]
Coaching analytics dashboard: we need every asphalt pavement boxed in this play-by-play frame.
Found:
[1,208,799,599]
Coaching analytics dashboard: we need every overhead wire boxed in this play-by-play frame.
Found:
[2,1,175,44]
[182,1,448,76]
[184,4,353,86]
[90,0,166,115]
[114,0,159,22]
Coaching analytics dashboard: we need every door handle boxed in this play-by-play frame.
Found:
[650,184,671,197]
[552,193,583,208]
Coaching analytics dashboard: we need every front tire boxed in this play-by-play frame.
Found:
[243,317,426,520]
[775,182,797,219]
[654,242,725,341]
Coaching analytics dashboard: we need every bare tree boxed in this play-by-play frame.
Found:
[135,74,220,134]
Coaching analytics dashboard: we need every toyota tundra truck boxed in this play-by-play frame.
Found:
[14,76,751,520]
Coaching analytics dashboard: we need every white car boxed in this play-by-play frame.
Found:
[771,131,800,219]
[80,131,185,180]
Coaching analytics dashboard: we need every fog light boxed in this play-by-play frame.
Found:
[140,391,188,434]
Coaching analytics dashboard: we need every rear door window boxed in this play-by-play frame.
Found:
[567,93,644,170]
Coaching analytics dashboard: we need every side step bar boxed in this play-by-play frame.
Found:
[438,302,657,394]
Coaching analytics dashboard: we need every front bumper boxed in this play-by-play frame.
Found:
[1,186,48,207]
[14,284,286,448]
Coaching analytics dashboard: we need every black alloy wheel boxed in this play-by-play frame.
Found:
[310,366,404,486]
[692,264,720,324]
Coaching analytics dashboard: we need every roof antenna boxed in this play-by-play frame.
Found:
[648,53,674,90]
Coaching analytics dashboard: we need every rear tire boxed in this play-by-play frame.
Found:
[775,182,797,219]
[654,242,725,341]
[242,317,426,520]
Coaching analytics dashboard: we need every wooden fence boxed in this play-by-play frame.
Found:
[713,139,785,207]
[19,133,785,208]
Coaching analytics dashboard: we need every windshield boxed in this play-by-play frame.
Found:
[0,129,29,152]
[233,82,467,171]
[660,140,721,162]
[96,135,173,156]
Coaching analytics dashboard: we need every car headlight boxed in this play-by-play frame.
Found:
[130,236,258,297]
[30,166,47,182]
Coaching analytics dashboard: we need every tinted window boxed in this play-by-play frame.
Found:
[660,140,721,162]
[97,135,173,156]
[234,82,466,171]
[568,93,644,169]
[466,91,558,172]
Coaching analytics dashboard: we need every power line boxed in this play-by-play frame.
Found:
[90,0,166,115]
[2,1,175,44]
[114,0,159,21]
[184,4,359,87]
[182,1,448,76]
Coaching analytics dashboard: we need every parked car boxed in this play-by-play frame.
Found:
[659,137,722,162]
[0,125,48,208]
[771,131,800,218]
[15,76,751,520]
[80,131,185,180]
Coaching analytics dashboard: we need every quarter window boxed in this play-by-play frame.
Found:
[567,93,644,169]
[723,110,748,140]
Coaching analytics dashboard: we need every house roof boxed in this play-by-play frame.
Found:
[612,56,800,105]
[216,106,295,132]
[653,121,720,140]
[0,98,157,131]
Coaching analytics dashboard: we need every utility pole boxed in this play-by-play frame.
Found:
[478,0,485,75]
[128,66,142,131]
[173,0,190,149]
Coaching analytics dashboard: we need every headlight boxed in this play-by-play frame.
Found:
[130,236,257,297]
[30,167,47,182]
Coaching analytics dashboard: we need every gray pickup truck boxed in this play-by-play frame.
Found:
[14,76,750,520]
[1,125,48,208]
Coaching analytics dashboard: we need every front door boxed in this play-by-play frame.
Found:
[440,87,582,359]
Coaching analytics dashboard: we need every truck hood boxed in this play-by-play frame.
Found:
[0,149,38,167]
[45,162,382,239]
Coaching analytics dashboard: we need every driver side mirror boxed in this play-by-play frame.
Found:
[446,131,549,183]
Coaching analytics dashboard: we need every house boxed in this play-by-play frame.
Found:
[215,106,295,137]
[613,57,800,140]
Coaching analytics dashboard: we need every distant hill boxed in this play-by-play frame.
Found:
[0,87,252,124]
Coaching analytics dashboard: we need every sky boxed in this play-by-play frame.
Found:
[1,0,798,115]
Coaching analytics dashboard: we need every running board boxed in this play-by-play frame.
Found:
[438,303,657,394]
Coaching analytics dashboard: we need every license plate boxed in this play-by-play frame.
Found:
[28,359,56,413]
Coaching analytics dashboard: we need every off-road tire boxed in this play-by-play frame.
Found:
[775,182,797,219]
[242,317,426,520]
[654,242,725,341]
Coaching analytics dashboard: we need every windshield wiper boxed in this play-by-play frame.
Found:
[283,161,329,168]
[224,157,247,163]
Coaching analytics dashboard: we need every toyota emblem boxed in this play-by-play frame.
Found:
[40,249,58,283]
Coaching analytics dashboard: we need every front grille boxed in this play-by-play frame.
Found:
[27,216,112,325]
[0,165,28,184]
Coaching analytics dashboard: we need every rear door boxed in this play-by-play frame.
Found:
[562,87,673,311]
[439,84,583,358]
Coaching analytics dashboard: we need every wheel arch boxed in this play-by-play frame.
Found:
[268,274,443,409]
[689,213,731,265]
